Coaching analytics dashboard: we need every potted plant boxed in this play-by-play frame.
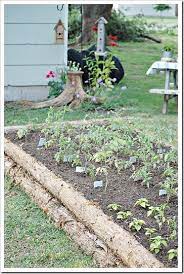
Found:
[162,44,175,59]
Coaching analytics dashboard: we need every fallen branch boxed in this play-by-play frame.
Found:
[140,34,161,43]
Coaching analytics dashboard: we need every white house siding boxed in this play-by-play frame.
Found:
[117,4,175,17]
[4,4,68,101]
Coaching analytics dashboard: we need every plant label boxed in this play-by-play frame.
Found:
[94,180,103,188]
[37,137,46,148]
[75,166,86,173]
[159,189,167,196]
[129,156,137,164]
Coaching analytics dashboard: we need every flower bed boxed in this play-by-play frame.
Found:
[5,118,178,268]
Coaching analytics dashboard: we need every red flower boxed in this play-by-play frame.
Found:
[92,25,97,32]
[108,41,119,47]
[108,34,118,41]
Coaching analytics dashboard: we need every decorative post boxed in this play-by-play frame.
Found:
[95,17,108,57]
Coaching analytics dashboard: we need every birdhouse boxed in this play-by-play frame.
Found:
[95,17,108,57]
[54,19,65,44]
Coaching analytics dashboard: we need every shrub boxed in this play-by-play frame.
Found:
[106,10,147,41]
[68,7,81,40]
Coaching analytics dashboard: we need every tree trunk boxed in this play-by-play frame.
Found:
[80,4,113,44]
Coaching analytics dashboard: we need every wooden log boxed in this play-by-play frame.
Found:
[4,138,164,268]
[5,156,123,268]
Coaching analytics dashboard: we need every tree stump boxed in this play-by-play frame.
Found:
[29,71,86,109]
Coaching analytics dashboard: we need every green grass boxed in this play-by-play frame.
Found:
[4,177,95,268]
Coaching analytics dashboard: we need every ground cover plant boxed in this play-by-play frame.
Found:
[5,109,178,267]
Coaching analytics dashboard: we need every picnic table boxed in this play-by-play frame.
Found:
[146,61,178,114]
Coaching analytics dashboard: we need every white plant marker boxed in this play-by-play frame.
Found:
[76,166,86,173]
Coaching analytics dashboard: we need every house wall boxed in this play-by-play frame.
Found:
[4,4,68,101]
[118,4,176,17]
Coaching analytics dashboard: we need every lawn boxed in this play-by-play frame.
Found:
[4,177,95,268]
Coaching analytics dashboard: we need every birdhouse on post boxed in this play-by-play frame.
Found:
[95,17,108,57]
[54,19,65,44]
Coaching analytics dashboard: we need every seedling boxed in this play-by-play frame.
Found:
[17,128,28,139]
[117,211,132,220]
[147,204,169,229]
[167,249,178,261]
[107,203,122,211]
[161,177,177,202]
[167,217,177,240]
[134,198,150,209]
[144,227,157,237]
[131,166,152,188]
[129,218,145,232]
[149,236,167,254]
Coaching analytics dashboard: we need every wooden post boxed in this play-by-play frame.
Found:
[162,69,170,114]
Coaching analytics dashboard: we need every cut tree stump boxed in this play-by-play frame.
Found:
[25,71,104,109]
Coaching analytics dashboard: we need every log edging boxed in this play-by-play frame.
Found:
[5,156,122,268]
[4,137,164,268]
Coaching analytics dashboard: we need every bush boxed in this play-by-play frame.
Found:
[106,11,147,41]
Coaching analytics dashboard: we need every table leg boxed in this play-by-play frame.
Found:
[162,70,170,114]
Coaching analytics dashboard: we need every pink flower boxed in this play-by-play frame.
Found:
[46,70,56,78]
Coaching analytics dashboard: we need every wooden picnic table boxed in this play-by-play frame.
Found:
[146,61,178,114]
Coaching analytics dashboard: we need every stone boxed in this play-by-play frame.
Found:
[94,180,103,188]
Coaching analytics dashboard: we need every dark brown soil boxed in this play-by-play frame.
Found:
[5,130,178,268]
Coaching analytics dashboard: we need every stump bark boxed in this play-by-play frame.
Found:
[26,71,103,109]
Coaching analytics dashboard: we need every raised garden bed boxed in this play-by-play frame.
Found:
[5,117,178,268]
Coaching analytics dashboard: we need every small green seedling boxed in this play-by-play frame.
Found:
[149,236,167,254]
[17,128,28,139]
[129,218,145,232]
[134,198,150,209]
[117,211,132,220]
[107,203,122,211]
[144,227,157,237]
[167,249,178,261]
[167,217,177,240]
[147,204,169,229]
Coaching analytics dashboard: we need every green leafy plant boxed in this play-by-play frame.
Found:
[134,198,150,209]
[144,227,157,237]
[129,218,145,232]
[17,128,28,139]
[149,236,167,254]
[46,69,67,99]
[167,217,177,240]
[161,177,177,202]
[131,166,152,188]
[107,203,122,211]
[116,211,132,220]
[167,249,178,261]
[147,204,169,229]
[84,52,116,91]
